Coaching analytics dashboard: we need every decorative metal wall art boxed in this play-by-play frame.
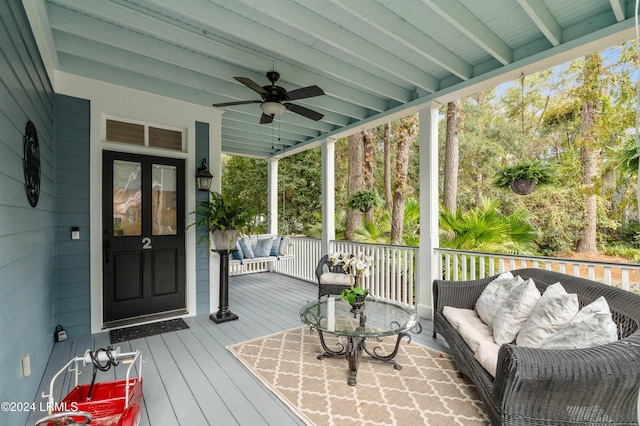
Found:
[23,120,41,207]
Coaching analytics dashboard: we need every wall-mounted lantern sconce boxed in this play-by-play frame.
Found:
[196,159,213,192]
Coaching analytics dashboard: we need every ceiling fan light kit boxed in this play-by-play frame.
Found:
[212,71,325,124]
[261,101,286,117]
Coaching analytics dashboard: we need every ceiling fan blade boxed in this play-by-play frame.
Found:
[260,113,274,124]
[234,77,268,96]
[286,85,325,101]
[212,100,261,107]
[284,103,324,121]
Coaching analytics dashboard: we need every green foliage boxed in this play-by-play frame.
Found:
[601,243,640,263]
[439,197,537,254]
[493,159,555,188]
[499,187,584,255]
[341,286,367,304]
[187,191,257,248]
[348,189,384,212]
[615,220,640,248]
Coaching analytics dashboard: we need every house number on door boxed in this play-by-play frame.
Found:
[142,237,152,249]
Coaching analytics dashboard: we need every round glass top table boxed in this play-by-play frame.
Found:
[300,295,420,386]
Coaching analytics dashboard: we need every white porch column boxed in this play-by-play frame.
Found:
[209,117,223,316]
[417,102,440,320]
[267,157,279,235]
[321,137,336,255]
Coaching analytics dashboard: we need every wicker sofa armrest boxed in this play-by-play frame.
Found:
[494,341,640,424]
[433,276,495,313]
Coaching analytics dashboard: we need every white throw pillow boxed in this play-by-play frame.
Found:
[516,282,579,348]
[474,340,501,378]
[475,272,524,328]
[319,272,351,285]
[492,278,542,345]
[543,296,618,350]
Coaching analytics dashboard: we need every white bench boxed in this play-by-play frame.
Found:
[228,234,294,276]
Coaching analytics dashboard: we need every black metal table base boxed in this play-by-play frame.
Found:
[316,329,411,386]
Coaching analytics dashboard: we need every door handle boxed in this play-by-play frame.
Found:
[103,240,111,263]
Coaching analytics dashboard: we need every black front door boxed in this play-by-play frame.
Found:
[102,151,186,325]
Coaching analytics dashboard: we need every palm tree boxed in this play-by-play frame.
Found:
[439,197,537,254]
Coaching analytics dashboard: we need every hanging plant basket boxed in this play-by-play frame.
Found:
[508,179,536,195]
[493,160,555,196]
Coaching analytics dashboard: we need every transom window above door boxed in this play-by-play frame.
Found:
[105,118,184,151]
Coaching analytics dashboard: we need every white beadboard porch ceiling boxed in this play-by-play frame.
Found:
[29,0,637,158]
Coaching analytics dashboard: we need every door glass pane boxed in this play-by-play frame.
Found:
[152,164,177,235]
[113,160,142,236]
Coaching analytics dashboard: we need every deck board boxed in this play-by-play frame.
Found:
[27,273,447,425]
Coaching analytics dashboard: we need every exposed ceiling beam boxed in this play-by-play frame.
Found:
[329,0,472,81]
[50,0,388,112]
[517,0,562,46]
[222,111,320,139]
[134,0,413,102]
[610,0,627,22]
[234,0,439,93]
[422,0,513,65]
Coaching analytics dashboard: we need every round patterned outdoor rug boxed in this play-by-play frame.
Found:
[227,326,489,425]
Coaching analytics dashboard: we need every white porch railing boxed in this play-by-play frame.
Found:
[436,248,640,294]
[273,237,418,306]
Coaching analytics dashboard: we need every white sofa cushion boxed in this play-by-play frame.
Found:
[543,296,618,349]
[319,272,351,285]
[516,282,579,347]
[492,278,542,345]
[474,340,501,378]
[443,306,493,352]
[475,272,524,328]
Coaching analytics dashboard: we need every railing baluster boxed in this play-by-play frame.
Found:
[621,269,630,292]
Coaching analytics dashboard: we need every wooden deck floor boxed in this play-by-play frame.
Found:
[27,273,448,426]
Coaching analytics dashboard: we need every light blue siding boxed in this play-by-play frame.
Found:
[54,94,91,337]
[195,121,210,315]
[0,1,56,425]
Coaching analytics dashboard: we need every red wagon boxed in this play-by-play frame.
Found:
[35,347,143,426]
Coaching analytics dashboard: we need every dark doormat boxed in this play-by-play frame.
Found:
[110,318,190,344]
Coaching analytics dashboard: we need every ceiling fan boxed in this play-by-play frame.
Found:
[212,71,325,124]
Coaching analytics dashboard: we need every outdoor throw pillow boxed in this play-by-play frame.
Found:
[270,236,282,256]
[253,237,274,257]
[475,272,524,328]
[278,236,290,256]
[516,282,579,348]
[542,296,618,350]
[238,237,255,259]
[492,278,541,345]
[232,240,244,260]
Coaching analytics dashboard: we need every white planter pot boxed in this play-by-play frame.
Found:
[211,229,239,251]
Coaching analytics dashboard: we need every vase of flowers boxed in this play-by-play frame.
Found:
[328,252,374,313]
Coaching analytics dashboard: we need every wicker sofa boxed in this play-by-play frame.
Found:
[433,268,640,425]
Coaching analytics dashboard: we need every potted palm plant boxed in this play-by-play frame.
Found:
[348,189,384,213]
[187,191,256,251]
[493,159,555,195]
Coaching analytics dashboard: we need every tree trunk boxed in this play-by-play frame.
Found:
[363,130,375,222]
[443,99,461,212]
[383,123,392,210]
[576,100,599,253]
[345,132,363,240]
[576,53,602,254]
[390,117,415,244]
